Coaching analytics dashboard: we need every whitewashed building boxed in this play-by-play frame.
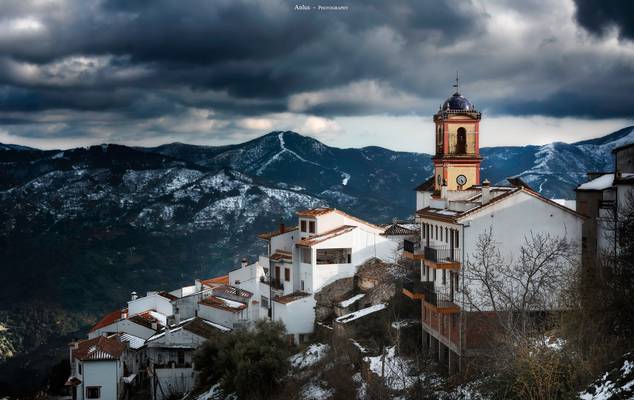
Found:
[404,86,585,373]
[227,207,397,343]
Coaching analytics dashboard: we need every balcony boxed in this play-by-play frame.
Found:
[403,239,424,260]
[402,280,434,300]
[423,245,461,270]
[259,276,284,291]
[423,287,460,314]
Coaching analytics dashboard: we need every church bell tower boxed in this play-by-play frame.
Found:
[432,75,482,191]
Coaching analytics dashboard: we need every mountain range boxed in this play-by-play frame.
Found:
[0,126,633,394]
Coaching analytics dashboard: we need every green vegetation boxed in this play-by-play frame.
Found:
[194,320,291,400]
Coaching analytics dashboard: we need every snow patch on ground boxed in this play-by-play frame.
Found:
[580,352,634,400]
[301,381,333,400]
[290,343,329,369]
[335,304,386,324]
[364,346,417,391]
[339,293,365,308]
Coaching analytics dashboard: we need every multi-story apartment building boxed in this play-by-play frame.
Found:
[405,86,584,373]
[576,142,634,269]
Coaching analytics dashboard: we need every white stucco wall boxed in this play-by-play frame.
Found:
[197,303,245,328]
[460,191,583,311]
[273,296,316,337]
[88,319,157,340]
[80,360,121,400]
[128,293,173,318]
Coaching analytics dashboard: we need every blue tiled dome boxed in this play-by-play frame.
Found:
[442,92,474,111]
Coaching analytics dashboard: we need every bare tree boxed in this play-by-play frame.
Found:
[463,227,578,334]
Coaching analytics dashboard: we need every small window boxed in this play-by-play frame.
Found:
[86,387,101,399]
[440,227,443,241]
[301,280,305,291]
[300,220,307,232]
[177,350,185,365]
[261,296,269,308]
[433,269,436,281]
[455,273,459,289]
[309,221,316,234]
[284,268,290,282]
[435,225,438,240]
[442,269,446,285]
[301,248,311,263]
[445,227,449,243]
[455,230,459,248]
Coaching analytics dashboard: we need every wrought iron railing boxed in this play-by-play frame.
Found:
[424,245,461,263]
[404,239,422,254]
[260,276,284,291]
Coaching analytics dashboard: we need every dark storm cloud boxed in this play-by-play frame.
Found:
[0,0,633,145]
[573,0,634,40]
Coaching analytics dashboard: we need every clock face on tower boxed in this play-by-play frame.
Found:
[456,174,467,186]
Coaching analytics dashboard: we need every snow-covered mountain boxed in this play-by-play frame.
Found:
[481,126,634,198]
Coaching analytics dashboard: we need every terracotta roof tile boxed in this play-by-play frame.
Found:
[382,223,418,236]
[297,208,384,231]
[297,207,335,217]
[72,335,126,361]
[183,317,228,339]
[270,250,293,262]
[199,296,248,313]
[296,225,356,247]
[212,285,253,299]
[258,226,298,240]
[158,291,178,301]
[89,309,126,333]
[273,291,311,304]
[128,312,162,330]
[201,275,230,287]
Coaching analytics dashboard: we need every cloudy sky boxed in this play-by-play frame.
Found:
[0,0,633,152]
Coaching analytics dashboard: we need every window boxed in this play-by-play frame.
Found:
[300,220,307,232]
[440,227,443,241]
[433,268,436,281]
[316,248,352,264]
[445,227,449,243]
[456,127,467,154]
[442,269,446,285]
[261,296,269,309]
[78,363,82,375]
[86,387,101,399]
[301,247,311,263]
[301,280,305,291]
[455,273,459,290]
[177,350,185,365]
[284,268,290,282]
[455,230,459,248]
[435,225,438,239]
[422,223,425,239]
[308,221,316,233]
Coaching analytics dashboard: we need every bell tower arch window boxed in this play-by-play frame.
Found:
[456,127,467,154]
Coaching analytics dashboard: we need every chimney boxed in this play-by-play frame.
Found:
[481,179,491,204]
[440,178,448,199]
[242,257,248,268]
[131,291,138,301]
